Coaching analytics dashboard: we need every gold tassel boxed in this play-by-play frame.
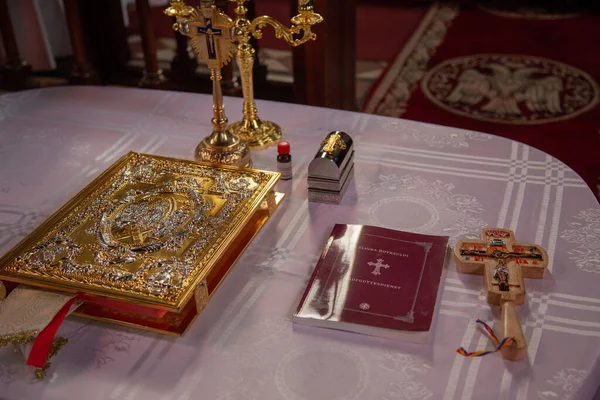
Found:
[35,337,69,380]
[0,329,39,347]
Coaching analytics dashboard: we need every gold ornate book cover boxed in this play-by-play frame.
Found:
[0,152,282,334]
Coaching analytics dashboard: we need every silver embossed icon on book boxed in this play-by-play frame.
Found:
[307,131,354,204]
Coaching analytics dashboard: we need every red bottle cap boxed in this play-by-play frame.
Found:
[277,141,290,155]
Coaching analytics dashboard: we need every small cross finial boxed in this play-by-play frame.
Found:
[320,132,347,154]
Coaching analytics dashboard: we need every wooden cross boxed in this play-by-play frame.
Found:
[454,228,548,360]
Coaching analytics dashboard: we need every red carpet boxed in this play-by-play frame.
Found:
[364,3,600,200]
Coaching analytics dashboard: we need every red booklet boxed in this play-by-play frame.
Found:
[293,224,449,343]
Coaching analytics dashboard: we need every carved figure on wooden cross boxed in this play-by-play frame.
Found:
[458,230,544,295]
[368,258,389,276]
[454,227,548,361]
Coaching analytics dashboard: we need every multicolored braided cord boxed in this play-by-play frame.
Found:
[457,319,516,357]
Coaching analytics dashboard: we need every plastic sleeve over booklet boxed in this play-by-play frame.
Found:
[293,224,449,342]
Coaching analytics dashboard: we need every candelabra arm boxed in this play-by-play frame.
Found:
[249,13,322,47]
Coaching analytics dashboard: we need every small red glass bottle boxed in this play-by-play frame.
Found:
[277,141,292,180]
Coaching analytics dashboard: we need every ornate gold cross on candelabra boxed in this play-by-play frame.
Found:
[227,0,323,149]
[166,0,251,168]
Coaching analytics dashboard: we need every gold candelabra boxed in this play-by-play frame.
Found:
[228,0,323,149]
[166,0,251,168]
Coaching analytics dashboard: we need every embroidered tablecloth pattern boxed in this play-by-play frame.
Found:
[0,87,598,400]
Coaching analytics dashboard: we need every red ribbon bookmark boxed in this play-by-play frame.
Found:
[26,296,80,368]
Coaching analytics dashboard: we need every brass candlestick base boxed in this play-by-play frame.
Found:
[195,125,251,167]
[139,70,167,88]
[229,119,281,149]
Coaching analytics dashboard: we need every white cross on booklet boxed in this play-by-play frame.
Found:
[368,258,390,275]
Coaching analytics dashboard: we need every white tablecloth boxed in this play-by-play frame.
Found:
[0,87,599,400]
